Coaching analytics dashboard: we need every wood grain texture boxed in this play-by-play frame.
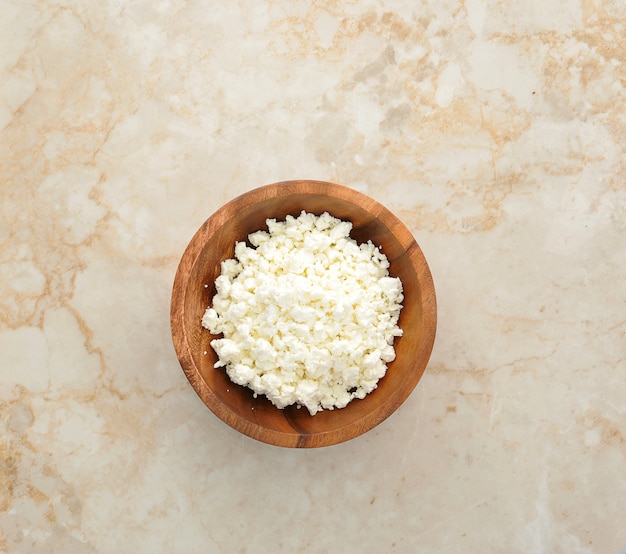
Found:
[170,181,437,448]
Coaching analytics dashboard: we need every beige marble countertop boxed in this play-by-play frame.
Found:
[2,0,625,552]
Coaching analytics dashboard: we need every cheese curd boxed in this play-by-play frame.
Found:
[202,211,404,415]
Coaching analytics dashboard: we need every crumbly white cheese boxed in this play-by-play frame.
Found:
[202,211,404,415]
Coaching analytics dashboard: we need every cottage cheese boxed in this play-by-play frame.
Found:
[202,211,404,415]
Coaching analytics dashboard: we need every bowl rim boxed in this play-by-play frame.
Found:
[170,180,437,447]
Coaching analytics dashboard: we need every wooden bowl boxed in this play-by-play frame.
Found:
[170,181,436,448]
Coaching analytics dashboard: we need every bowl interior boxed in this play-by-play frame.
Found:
[174,182,436,447]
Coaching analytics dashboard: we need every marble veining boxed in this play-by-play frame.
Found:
[1,0,625,552]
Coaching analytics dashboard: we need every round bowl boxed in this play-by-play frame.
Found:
[170,180,436,448]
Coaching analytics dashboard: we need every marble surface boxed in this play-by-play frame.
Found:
[1,0,625,552]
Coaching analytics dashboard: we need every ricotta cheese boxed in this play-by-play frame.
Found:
[202,211,404,415]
